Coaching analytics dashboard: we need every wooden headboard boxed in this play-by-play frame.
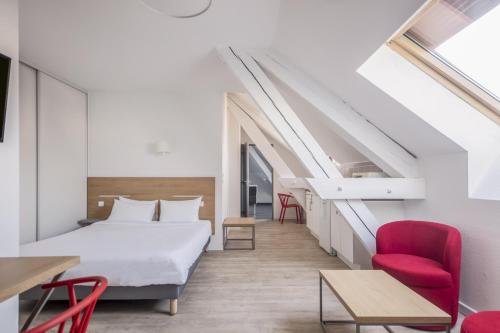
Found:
[87,177,215,234]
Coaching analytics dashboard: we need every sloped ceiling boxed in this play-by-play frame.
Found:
[19,0,280,91]
[271,0,462,157]
[20,0,463,157]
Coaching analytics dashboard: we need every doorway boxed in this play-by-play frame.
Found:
[241,144,273,220]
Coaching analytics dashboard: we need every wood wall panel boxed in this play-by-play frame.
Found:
[87,177,215,234]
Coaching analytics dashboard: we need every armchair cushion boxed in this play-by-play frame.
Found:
[461,311,500,333]
[372,253,452,288]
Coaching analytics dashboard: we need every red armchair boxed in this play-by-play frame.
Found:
[372,220,461,330]
[461,311,500,333]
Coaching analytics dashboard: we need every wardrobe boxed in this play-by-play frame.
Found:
[20,63,87,243]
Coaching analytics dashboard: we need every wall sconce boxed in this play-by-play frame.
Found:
[155,140,171,155]
[141,0,213,18]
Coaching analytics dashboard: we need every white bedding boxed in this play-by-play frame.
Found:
[20,220,211,286]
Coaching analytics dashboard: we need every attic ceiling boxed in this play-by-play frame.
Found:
[271,0,461,157]
[20,0,463,157]
[19,0,280,91]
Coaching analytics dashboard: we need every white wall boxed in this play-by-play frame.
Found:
[89,91,222,177]
[404,153,500,310]
[222,101,241,218]
[0,0,20,330]
[88,91,224,249]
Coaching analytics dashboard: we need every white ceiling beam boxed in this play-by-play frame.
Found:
[306,177,426,200]
[218,47,339,179]
[228,99,294,179]
[279,177,309,189]
[251,51,420,178]
[230,93,289,149]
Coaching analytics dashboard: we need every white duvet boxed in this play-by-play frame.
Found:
[20,220,211,286]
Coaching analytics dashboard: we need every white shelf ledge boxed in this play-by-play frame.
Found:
[306,177,426,200]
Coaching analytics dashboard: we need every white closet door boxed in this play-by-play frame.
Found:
[19,64,37,244]
[38,72,87,239]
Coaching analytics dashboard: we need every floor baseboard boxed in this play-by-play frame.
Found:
[459,301,477,316]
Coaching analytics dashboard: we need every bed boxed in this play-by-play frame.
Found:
[20,220,212,315]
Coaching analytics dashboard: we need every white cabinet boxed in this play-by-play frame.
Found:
[37,72,87,240]
[305,191,318,237]
[305,191,331,254]
[318,198,331,253]
[330,203,354,265]
[19,68,88,242]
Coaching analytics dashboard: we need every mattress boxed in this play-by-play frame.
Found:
[20,220,211,286]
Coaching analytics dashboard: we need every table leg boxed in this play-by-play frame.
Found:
[319,273,359,332]
[252,226,255,250]
[319,276,324,332]
[383,325,395,333]
[319,276,322,322]
[223,226,227,250]
[20,272,64,332]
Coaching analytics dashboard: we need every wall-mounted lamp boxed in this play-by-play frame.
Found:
[140,0,213,18]
[155,140,171,155]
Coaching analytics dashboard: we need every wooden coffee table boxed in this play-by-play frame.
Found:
[319,270,451,333]
[223,217,256,250]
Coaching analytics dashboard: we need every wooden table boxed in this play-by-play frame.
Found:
[223,217,256,250]
[319,270,451,333]
[0,256,80,331]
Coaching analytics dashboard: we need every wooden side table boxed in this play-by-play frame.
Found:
[223,217,256,250]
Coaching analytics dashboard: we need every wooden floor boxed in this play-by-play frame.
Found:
[20,220,462,332]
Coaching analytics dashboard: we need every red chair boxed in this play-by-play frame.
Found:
[461,311,500,333]
[23,276,108,333]
[277,193,302,224]
[372,220,461,330]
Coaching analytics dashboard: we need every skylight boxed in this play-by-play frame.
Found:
[404,0,500,102]
[434,4,500,100]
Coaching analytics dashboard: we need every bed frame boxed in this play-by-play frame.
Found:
[21,239,209,315]
[87,177,216,234]
[22,177,215,315]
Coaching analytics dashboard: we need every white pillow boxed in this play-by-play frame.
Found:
[108,199,156,222]
[159,197,201,223]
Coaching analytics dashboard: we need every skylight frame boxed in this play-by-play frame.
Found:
[387,0,500,125]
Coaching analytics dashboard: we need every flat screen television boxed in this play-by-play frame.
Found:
[0,53,11,143]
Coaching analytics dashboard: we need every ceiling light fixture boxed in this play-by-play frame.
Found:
[141,0,213,18]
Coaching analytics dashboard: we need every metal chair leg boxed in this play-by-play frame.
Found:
[21,272,64,332]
